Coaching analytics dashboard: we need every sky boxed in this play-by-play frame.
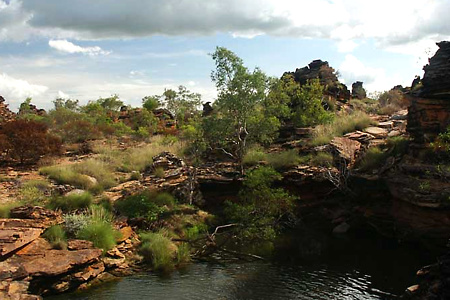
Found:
[0,0,449,111]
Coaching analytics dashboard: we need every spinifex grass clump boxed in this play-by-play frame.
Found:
[42,225,67,250]
[47,192,93,212]
[139,231,177,271]
[77,221,118,252]
[267,149,301,170]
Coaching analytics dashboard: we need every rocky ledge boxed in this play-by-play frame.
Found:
[0,206,139,299]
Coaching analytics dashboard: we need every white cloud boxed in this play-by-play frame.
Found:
[0,73,48,109]
[337,40,358,53]
[57,90,70,99]
[49,39,111,55]
[339,55,407,93]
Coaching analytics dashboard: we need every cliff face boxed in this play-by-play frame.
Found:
[284,60,351,102]
[407,41,450,144]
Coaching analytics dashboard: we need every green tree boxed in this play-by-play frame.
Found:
[142,95,161,112]
[53,98,80,111]
[163,86,201,126]
[207,47,279,174]
[224,166,295,240]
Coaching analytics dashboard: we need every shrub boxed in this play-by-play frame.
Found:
[0,119,62,163]
[47,192,93,212]
[19,186,46,205]
[139,232,175,271]
[310,152,334,167]
[64,213,91,237]
[153,193,176,208]
[243,147,267,166]
[358,147,386,171]
[42,225,67,249]
[267,149,300,169]
[114,191,167,221]
[0,203,19,218]
[77,221,118,252]
[176,243,191,264]
[153,167,165,178]
[40,165,95,189]
[60,119,101,143]
[311,111,374,146]
[72,159,116,189]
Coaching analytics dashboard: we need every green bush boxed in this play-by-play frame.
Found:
[267,149,300,169]
[40,165,95,189]
[0,203,19,218]
[63,213,91,237]
[310,152,334,167]
[176,243,191,264]
[153,193,176,208]
[358,147,386,171]
[243,147,267,166]
[77,221,118,252]
[42,225,67,249]
[48,192,93,212]
[114,191,167,221]
[139,232,175,271]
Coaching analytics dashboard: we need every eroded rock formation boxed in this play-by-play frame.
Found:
[407,41,450,144]
[0,96,16,123]
[284,60,351,102]
[351,81,367,100]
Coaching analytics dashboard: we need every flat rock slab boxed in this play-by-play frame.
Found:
[21,249,102,277]
[0,225,43,258]
[378,121,394,129]
[364,127,388,138]
[330,137,361,165]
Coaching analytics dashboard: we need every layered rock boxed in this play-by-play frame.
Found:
[0,96,16,123]
[407,41,450,144]
[351,81,367,100]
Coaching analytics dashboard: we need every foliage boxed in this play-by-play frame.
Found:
[42,225,67,250]
[163,85,201,126]
[47,192,93,212]
[142,95,161,111]
[114,191,170,221]
[0,119,62,163]
[19,185,46,205]
[243,146,267,166]
[77,221,118,252]
[292,78,334,127]
[311,111,374,145]
[139,231,176,271]
[64,213,91,237]
[267,149,301,170]
[40,165,96,189]
[310,152,334,167]
[431,126,450,153]
[358,147,386,171]
[207,47,280,173]
[224,167,295,240]
[0,203,19,218]
[154,167,165,178]
[72,159,116,189]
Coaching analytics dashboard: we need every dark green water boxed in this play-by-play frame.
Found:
[47,231,436,300]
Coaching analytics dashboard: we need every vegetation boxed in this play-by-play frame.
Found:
[114,191,174,221]
[0,119,62,163]
[48,192,93,212]
[139,231,177,271]
[311,111,374,145]
[267,150,301,170]
[77,221,118,252]
[224,166,295,241]
[42,225,67,250]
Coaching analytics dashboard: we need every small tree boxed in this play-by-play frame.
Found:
[0,120,62,163]
[207,47,279,174]
[163,86,202,126]
[142,95,161,112]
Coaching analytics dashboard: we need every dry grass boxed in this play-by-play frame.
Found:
[311,111,375,146]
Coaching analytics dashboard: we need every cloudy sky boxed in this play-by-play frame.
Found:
[1,0,449,111]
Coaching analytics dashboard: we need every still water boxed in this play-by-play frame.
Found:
[47,232,436,300]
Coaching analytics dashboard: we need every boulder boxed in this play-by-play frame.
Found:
[364,127,388,138]
[351,81,366,100]
[330,137,361,166]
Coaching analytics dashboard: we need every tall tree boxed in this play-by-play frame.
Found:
[207,47,279,174]
[163,85,201,126]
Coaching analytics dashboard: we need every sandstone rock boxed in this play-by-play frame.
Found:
[9,206,63,227]
[0,96,16,123]
[0,226,43,258]
[67,239,94,251]
[378,121,394,129]
[407,41,450,144]
[65,189,86,197]
[332,222,350,234]
[330,137,361,166]
[21,249,102,277]
[106,247,125,259]
[117,226,134,243]
[351,81,366,99]
[364,127,388,138]
[388,130,401,137]
[0,280,41,300]
[344,131,375,144]
[73,262,105,282]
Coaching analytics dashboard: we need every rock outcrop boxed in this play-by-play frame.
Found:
[284,60,351,102]
[351,81,367,100]
[0,96,16,123]
[407,41,450,144]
